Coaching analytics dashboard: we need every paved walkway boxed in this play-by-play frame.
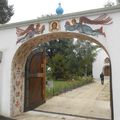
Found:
[14,79,111,120]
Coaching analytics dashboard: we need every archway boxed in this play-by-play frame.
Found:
[11,32,113,119]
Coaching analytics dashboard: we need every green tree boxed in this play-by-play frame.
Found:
[42,39,74,80]
[74,40,98,76]
[104,1,115,7]
[41,39,98,80]
[43,39,74,58]
[50,53,67,80]
[0,0,14,24]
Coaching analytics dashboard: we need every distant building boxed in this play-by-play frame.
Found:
[92,49,110,80]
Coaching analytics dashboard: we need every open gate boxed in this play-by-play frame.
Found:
[24,48,46,111]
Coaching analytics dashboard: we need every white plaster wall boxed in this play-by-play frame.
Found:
[0,6,120,119]
[0,51,3,114]
[0,28,19,116]
[105,12,120,120]
[0,50,10,116]
[93,49,108,80]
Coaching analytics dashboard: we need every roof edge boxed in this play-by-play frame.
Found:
[0,5,120,30]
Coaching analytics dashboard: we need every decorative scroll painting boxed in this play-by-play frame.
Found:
[16,23,45,44]
[64,14,112,37]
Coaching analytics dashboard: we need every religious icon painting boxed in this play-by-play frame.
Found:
[49,20,60,32]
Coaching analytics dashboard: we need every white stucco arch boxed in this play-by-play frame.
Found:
[11,32,112,116]
[1,5,120,119]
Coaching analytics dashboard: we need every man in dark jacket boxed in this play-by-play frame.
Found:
[100,72,104,85]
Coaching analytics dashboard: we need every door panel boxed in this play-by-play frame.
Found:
[104,65,110,76]
[24,49,46,111]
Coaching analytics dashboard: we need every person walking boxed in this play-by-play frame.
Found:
[100,72,104,85]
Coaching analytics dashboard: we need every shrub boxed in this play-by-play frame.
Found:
[46,76,94,99]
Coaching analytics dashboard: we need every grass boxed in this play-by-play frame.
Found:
[46,76,93,99]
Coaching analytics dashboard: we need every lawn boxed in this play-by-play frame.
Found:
[46,76,93,99]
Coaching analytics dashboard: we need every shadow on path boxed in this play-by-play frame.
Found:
[0,116,15,120]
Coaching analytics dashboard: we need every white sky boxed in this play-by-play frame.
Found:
[8,0,117,23]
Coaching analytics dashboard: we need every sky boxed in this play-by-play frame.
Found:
[8,0,117,23]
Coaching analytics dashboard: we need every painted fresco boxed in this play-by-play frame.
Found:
[49,20,60,32]
[16,14,112,44]
[16,23,45,44]
[64,14,112,37]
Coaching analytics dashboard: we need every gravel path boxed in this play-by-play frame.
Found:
[15,79,111,120]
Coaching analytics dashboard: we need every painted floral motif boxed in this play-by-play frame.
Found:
[16,80,20,86]
[15,100,20,107]
[64,14,112,37]
[16,23,45,44]
[16,91,20,97]
[11,62,25,116]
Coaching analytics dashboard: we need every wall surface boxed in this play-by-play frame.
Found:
[93,49,108,80]
[0,57,3,114]
[0,28,19,116]
[0,5,120,119]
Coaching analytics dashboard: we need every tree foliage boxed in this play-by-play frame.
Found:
[73,40,98,76]
[0,0,14,24]
[104,1,115,8]
[41,39,98,80]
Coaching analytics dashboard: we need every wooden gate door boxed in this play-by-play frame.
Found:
[24,49,46,111]
[104,65,110,76]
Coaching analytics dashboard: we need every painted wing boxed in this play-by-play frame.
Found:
[79,14,112,25]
